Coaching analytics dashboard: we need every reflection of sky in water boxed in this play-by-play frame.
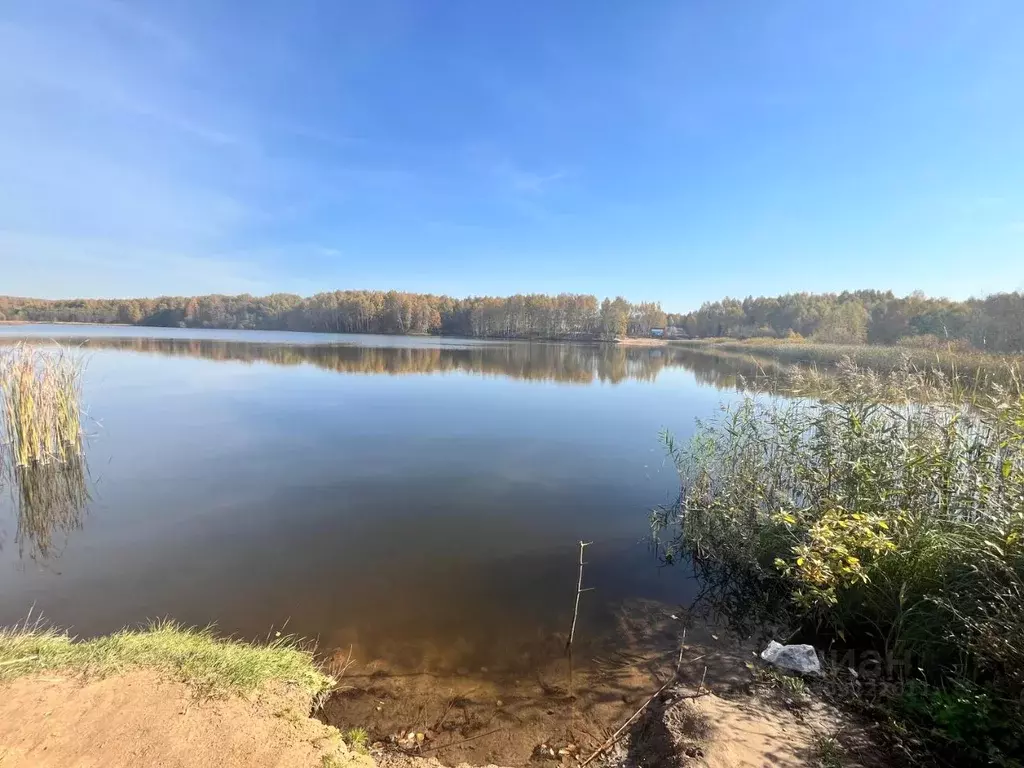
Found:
[0,328,741,669]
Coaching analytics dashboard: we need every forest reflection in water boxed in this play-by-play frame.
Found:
[0,335,785,389]
[0,325,799,723]
[0,334,791,565]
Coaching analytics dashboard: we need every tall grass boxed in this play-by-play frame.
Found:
[0,343,84,468]
[654,360,1024,765]
[670,337,1023,385]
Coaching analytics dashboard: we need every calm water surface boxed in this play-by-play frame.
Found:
[0,326,753,672]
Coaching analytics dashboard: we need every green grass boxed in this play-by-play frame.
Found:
[756,666,806,696]
[813,734,844,768]
[344,727,370,754]
[0,619,335,699]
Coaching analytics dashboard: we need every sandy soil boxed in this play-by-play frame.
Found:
[0,663,873,768]
[0,596,879,768]
[0,670,372,768]
[339,681,857,768]
[318,598,878,767]
[612,338,667,347]
[597,686,855,768]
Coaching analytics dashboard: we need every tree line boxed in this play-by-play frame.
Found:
[1,288,1022,352]
[668,290,1024,353]
[0,291,667,340]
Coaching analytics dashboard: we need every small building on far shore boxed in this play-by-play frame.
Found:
[649,327,665,337]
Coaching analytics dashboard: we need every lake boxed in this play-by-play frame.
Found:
[0,325,761,757]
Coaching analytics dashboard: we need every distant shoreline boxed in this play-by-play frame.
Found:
[0,320,674,345]
[0,320,132,327]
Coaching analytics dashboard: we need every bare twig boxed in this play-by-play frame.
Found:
[566,540,593,737]
[433,691,459,731]
[675,630,686,671]
[417,727,504,754]
[566,541,592,653]
[579,632,709,768]
[328,644,356,684]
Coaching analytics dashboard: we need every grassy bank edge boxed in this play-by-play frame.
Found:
[669,337,1022,373]
[0,619,335,700]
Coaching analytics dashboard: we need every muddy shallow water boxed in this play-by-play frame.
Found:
[0,326,769,763]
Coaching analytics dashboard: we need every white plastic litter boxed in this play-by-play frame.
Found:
[760,641,822,676]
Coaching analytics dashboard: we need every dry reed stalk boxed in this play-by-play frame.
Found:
[0,343,84,469]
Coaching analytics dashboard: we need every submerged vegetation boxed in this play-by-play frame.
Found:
[0,619,334,698]
[654,361,1024,765]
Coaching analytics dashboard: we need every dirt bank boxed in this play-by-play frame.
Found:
[0,670,371,768]
[0,667,867,768]
[0,615,878,767]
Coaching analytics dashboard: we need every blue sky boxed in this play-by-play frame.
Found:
[1,0,1021,311]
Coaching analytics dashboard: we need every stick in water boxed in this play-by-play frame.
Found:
[566,540,593,653]
[566,540,593,737]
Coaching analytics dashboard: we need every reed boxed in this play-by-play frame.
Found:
[654,360,1024,765]
[0,344,84,468]
[670,337,1023,385]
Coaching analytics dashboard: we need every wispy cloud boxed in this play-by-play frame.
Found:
[0,1,345,295]
[0,12,248,149]
[77,0,196,62]
[0,0,457,297]
[464,143,570,196]
[494,162,569,195]
[0,230,275,297]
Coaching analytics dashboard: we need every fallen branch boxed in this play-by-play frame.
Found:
[416,727,504,754]
[579,633,710,768]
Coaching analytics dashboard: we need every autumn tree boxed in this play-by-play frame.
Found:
[3,289,1023,352]
[812,302,869,344]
